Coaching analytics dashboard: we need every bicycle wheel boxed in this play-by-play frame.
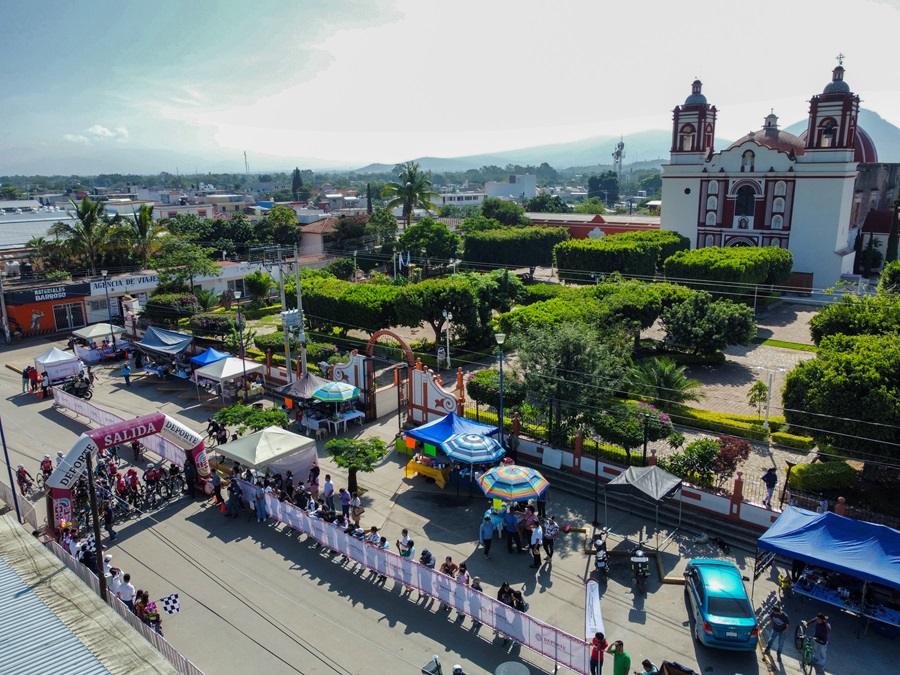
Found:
[171,476,185,495]
[35,474,45,491]
[158,481,171,500]
[794,625,804,651]
[800,645,814,675]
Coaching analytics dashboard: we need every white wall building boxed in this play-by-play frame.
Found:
[661,64,878,288]
[485,175,537,201]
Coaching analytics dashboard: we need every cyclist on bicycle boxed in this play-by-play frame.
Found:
[115,474,128,499]
[40,454,53,480]
[143,463,160,492]
[16,464,34,496]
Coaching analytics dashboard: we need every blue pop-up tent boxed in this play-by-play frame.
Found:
[190,348,230,367]
[405,412,498,447]
[758,505,900,589]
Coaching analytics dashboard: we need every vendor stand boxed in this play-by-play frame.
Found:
[756,505,900,637]
[70,323,129,363]
[136,327,194,379]
[405,454,451,488]
[193,357,266,403]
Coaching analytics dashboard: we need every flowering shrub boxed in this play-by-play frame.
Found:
[189,312,242,336]
[141,292,199,324]
[592,401,673,451]
[467,369,526,410]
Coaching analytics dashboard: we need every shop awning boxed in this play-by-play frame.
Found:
[190,348,230,367]
[274,372,330,401]
[194,357,264,383]
[758,505,900,589]
[72,323,125,341]
[605,465,682,504]
[212,427,316,473]
[137,327,193,357]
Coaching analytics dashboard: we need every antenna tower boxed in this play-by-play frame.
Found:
[612,137,625,179]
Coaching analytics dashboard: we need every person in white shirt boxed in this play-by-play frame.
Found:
[543,516,560,560]
[108,568,122,596]
[323,475,335,511]
[117,573,136,612]
[530,523,543,568]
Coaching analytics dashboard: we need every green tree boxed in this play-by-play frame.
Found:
[152,234,221,290]
[254,205,299,245]
[122,203,165,268]
[244,270,275,302]
[783,333,900,461]
[194,288,221,311]
[879,260,900,295]
[0,186,26,200]
[214,404,289,435]
[325,437,388,494]
[381,161,439,228]
[331,215,368,251]
[365,207,398,246]
[747,379,769,419]
[394,276,479,345]
[587,171,619,205]
[324,257,357,281]
[573,197,607,214]
[809,295,900,345]
[662,293,756,355]
[628,357,704,410]
[49,197,123,275]
[524,194,569,213]
[590,402,673,463]
[466,369,527,410]
[660,438,719,488]
[291,167,309,201]
[397,218,459,269]
[481,198,528,226]
[639,173,662,196]
[514,321,629,445]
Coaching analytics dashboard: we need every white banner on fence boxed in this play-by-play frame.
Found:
[250,485,590,673]
[584,579,605,639]
[52,388,187,466]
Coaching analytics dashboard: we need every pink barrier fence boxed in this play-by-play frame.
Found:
[247,483,591,674]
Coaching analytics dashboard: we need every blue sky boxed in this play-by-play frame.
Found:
[3,0,900,175]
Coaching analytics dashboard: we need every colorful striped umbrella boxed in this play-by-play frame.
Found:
[442,433,505,465]
[311,381,360,403]
[476,465,550,502]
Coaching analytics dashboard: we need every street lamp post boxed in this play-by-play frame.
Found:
[233,291,249,392]
[642,413,650,465]
[100,270,117,350]
[442,309,453,370]
[756,366,786,431]
[495,333,506,448]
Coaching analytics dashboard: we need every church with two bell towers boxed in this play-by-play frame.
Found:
[661,58,879,289]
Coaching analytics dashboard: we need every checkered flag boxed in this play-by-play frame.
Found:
[82,535,97,555]
[159,593,180,615]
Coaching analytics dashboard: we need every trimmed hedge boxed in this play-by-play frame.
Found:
[673,408,769,441]
[519,283,584,306]
[788,461,857,493]
[141,292,199,323]
[605,230,690,270]
[463,226,570,268]
[243,304,284,320]
[771,431,815,451]
[554,237,661,282]
[663,246,794,293]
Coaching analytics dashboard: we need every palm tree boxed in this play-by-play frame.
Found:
[49,198,121,276]
[628,357,704,411]
[123,203,165,268]
[381,161,439,229]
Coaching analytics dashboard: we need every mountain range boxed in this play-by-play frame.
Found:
[352,108,900,175]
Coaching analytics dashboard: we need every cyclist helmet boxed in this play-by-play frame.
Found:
[57,450,64,456]
[147,463,153,469]
[17,463,24,469]
[44,454,50,459]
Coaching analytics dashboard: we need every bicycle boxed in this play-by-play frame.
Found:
[35,472,47,492]
[794,621,816,675]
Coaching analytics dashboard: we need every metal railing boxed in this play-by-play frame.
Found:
[45,542,205,675]
[0,479,40,530]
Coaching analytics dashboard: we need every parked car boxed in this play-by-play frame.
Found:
[684,559,758,651]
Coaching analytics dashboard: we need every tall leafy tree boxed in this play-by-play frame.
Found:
[587,171,619,205]
[123,203,165,268]
[628,357,704,410]
[50,197,122,275]
[381,161,439,228]
[291,167,308,201]
[481,198,528,226]
[524,194,570,213]
[254,205,299,245]
[365,207,398,246]
[394,276,479,345]
[151,234,221,290]
[398,218,459,269]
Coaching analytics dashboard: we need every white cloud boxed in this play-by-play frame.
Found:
[63,124,130,144]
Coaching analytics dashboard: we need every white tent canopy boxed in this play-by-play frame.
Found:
[213,427,317,478]
[72,323,125,341]
[194,357,264,383]
[34,347,83,382]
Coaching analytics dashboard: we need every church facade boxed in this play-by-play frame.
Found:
[661,63,878,289]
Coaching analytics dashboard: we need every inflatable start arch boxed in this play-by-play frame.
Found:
[47,412,211,527]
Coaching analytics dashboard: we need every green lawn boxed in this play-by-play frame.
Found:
[752,337,817,352]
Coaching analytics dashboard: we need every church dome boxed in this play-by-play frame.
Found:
[684,79,707,105]
[726,112,806,156]
[824,65,851,94]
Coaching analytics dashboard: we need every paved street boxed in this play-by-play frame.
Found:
[2,335,898,674]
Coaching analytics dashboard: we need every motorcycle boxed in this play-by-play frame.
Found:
[592,527,611,582]
[629,539,652,594]
[61,377,93,400]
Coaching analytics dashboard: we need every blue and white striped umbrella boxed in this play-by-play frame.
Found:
[312,381,360,403]
[441,433,505,465]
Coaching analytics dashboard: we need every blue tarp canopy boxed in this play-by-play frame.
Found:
[137,327,193,357]
[190,348,230,367]
[405,412,498,447]
[758,505,900,589]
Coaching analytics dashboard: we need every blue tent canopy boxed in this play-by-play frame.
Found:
[405,412,498,447]
[137,327,193,357]
[191,348,230,367]
[758,506,900,589]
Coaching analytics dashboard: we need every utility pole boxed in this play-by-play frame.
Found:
[294,243,308,376]
[275,246,293,383]
[0,269,10,343]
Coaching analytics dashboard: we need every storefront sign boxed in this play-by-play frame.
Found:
[90,274,159,295]
[5,283,91,305]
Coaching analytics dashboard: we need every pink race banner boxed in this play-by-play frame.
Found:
[246,484,591,673]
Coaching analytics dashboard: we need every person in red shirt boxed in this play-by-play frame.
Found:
[590,631,608,675]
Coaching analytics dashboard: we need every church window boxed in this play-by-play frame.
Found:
[706,196,717,211]
[771,215,783,230]
[774,181,786,196]
[704,235,715,247]
[704,124,714,151]
[738,217,750,230]
[770,239,780,248]
[773,197,785,213]
[679,124,695,151]
[706,212,716,226]
[707,181,719,195]
[818,118,837,148]
[735,185,756,217]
